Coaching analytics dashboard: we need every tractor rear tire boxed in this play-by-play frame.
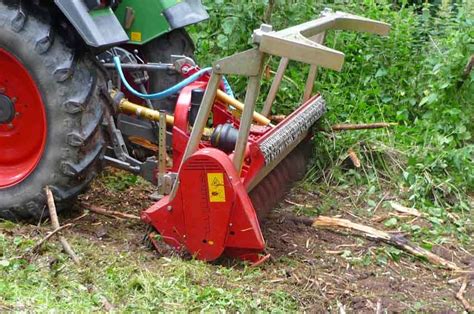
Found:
[143,29,195,112]
[0,3,108,221]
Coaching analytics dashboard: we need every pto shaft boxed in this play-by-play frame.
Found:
[116,96,175,126]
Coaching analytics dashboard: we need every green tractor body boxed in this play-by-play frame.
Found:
[114,0,208,45]
[54,0,208,47]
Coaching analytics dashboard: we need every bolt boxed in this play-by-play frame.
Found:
[7,123,13,129]
[215,64,221,71]
[10,97,17,103]
[0,87,5,94]
[181,66,190,74]
[167,205,173,212]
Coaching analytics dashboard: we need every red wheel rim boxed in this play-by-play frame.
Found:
[0,48,47,189]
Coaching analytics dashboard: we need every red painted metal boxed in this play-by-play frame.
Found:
[142,148,265,262]
[143,72,324,263]
[0,49,47,189]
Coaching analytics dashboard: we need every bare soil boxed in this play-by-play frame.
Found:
[60,170,474,312]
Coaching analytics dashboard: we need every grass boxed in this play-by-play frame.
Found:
[0,230,296,312]
[1,0,472,312]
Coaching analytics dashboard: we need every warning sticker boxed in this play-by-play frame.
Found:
[207,173,226,203]
[130,32,142,42]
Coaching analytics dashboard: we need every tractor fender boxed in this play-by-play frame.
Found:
[163,0,209,30]
[54,0,129,48]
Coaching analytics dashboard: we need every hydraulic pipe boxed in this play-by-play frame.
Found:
[117,96,175,126]
[216,90,272,126]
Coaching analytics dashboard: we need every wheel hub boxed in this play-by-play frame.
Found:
[0,94,15,124]
[0,48,47,189]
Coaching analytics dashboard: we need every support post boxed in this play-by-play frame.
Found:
[233,53,266,173]
[262,57,289,117]
[303,33,326,102]
[170,72,222,198]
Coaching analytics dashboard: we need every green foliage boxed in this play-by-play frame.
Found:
[102,171,140,191]
[0,235,297,311]
[192,0,473,244]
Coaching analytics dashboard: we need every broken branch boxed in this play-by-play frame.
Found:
[269,115,287,123]
[456,277,474,312]
[298,215,461,271]
[331,123,398,131]
[28,223,73,255]
[45,186,80,264]
[87,205,140,220]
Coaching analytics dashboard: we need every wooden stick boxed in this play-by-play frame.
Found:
[285,199,312,209]
[456,277,474,312]
[462,55,473,81]
[27,223,73,254]
[45,186,80,264]
[87,205,140,220]
[347,148,361,168]
[331,123,398,131]
[269,115,286,123]
[305,215,461,271]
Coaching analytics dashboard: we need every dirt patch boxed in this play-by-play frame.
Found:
[26,170,472,312]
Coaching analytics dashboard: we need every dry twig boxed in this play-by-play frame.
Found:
[86,205,140,220]
[285,199,312,208]
[45,186,80,264]
[27,223,73,255]
[269,115,286,123]
[455,277,474,312]
[331,122,398,132]
[390,202,422,217]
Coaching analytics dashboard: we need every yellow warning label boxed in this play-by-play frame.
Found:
[130,32,142,42]
[207,173,226,203]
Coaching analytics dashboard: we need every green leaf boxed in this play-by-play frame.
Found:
[419,93,438,106]
[375,68,388,78]
[384,217,398,228]
[0,260,10,267]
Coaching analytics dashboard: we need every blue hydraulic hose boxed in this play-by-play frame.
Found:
[222,76,235,98]
[113,56,212,100]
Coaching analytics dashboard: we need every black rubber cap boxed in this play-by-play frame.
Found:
[0,94,15,124]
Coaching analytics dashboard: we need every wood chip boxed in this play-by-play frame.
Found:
[348,148,361,168]
[390,202,422,217]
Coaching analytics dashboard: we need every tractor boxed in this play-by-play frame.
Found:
[0,0,390,263]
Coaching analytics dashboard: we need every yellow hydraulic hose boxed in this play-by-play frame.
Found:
[112,90,272,128]
[216,90,272,126]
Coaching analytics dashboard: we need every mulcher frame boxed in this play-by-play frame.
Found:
[172,10,390,194]
[126,10,390,263]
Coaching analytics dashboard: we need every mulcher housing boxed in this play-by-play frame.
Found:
[135,11,391,263]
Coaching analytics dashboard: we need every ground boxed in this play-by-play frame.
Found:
[0,169,472,312]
